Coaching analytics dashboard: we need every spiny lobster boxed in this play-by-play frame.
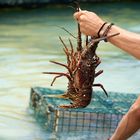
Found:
[43,4,119,109]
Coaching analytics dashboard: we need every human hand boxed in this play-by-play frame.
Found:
[73,10,105,36]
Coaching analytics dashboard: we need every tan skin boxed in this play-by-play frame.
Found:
[74,10,140,59]
[74,10,140,140]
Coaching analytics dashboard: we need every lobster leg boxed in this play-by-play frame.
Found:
[89,33,120,46]
[93,83,108,97]
[69,38,74,54]
[95,60,101,68]
[43,72,73,99]
[59,36,68,51]
[50,60,68,67]
[63,47,71,68]
[50,60,72,77]
[50,75,63,86]
[95,70,103,78]
[43,72,72,81]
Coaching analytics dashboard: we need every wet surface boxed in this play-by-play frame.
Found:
[0,2,140,140]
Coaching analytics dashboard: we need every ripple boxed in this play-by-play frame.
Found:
[0,3,140,140]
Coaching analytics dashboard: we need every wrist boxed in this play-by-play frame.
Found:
[97,22,120,42]
[97,22,107,37]
[99,22,114,37]
[95,20,106,36]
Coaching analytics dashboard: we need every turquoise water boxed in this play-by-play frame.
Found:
[0,2,140,140]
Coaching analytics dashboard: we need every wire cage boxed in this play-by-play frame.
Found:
[29,87,138,134]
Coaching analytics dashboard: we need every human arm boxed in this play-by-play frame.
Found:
[110,95,140,140]
[74,11,140,59]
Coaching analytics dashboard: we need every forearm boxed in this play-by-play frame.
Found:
[106,25,140,59]
[74,10,140,59]
[110,96,140,140]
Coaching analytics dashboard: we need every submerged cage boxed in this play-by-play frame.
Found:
[29,87,138,134]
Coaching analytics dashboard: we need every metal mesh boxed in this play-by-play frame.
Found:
[54,110,123,133]
[29,87,138,133]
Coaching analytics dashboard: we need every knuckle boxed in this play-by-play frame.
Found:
[73,13,77,18]
[79,15,85,21]
[82,10,87,13]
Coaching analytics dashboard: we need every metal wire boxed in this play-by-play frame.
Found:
[30,87,137,133]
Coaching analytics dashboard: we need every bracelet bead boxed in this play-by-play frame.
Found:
[97,22,107,37]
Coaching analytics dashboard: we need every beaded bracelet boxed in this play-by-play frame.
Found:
[97,22,115,42]
[97,22,107,38]
[102,23,114,42]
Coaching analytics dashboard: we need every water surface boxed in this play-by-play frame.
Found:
[0,2,140,140]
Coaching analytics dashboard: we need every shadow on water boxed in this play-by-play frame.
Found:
[0,2,140,140]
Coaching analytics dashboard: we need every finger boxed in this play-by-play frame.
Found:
[73,10,87,20]
[79,15,86,21]
[80,28,86,35]
[73,12,82,20]
[80,27,91,36]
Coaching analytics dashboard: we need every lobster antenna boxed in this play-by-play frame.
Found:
[74,1,82,52]
[67,5,75,10]
[55,25,76,39]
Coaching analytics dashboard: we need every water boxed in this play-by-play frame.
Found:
[0,2,140,140]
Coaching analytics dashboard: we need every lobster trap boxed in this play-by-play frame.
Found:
[29,87,138,134]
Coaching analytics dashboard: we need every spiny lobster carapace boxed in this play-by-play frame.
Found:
[43,4,119,109]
